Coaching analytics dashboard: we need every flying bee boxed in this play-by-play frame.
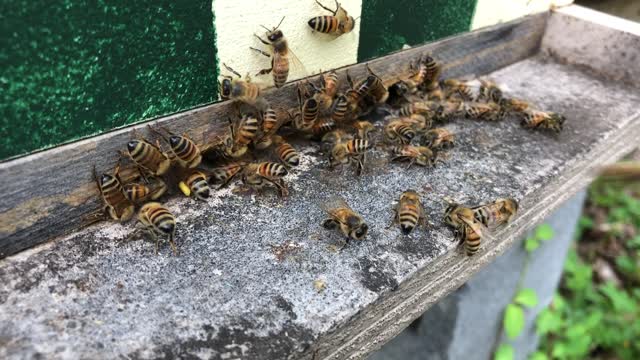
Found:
[273,135,300,168]
[308,0,356,36]
[178,170,211,201]
[384,119,417,145]
[148,126,202,169]
[329,138,370,176]
[219,63,266,109]
[353,121,375,140]
[251,17,304,88]
[422,128,455,150]
[521,110,565,133]
[391,190,428,235]
[321,196,368,246]
[210,162,244,189]
[138,202,178,255]
[242,162,289,197]
[124,135,171,177]
[477,79,503,103]
[441,79,475,101]
[463,102,504,121]
[472,198,519,229]
[223,115,260,157]
[93,162,135,222]
[391,145,438,168]
[444,202,488,256]
[331,94,350,122]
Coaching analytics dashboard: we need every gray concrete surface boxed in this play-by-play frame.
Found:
[369,191,587,360]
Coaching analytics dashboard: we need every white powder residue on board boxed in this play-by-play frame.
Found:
[96,222,136,241]
[284,146,322,191]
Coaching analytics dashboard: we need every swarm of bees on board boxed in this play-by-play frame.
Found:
[93,2,565,255]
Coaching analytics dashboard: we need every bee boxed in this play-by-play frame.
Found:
[384,120,417,145]
[210,162,244,189]
[398,101,437,118]
[521,110,565,133]
[123,171,168,203]
[321,71,340,99]
[178,170,211,201]
[219,63,265,109]
[321,129,349,148]
[273,135,300,168]
[223,115,260,157]
[441,79,474,101]
[500,98,530,114]
[433,100,464,122]
[463,102,503,121]
[477,79,503,103]
[420,55,441,90]
[329,138,370,175]
[344,70,374,114]
[330,94,349,122]
[363,65,389,104]
[149,126,202,169]
[254,107,284,150]
[391,145,438,168]
[391,190,427,235]
[124,136,171,177]
[308,0,356,36]
[473,198,519,228]
[320,196,368,245]
[251,17,302,88]
[394,55,438,96]
[138,202,178,255]
[422,128,455,150]
[444,202,487,256]
[242,162,289,197]
[93,162,135,222]
[311,118,337,138]
[300,98,320,130]
[353,121,375,140]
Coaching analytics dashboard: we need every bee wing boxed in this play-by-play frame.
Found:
[283,48,308,77]
[320,195,351,214]
[458,214,496,242]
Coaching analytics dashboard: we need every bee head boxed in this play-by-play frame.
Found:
[268,30,283,42]
[351,223,368,240]
[219,78,232,99]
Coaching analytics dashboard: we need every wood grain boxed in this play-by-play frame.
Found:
[0,13,548,258]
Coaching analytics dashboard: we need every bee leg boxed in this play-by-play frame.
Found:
[406,160,415,170]
[253,34,270,45]
[315,0,337,15]
[92,165,102,194]
[168,234,179,256]
[256,67,273,76]
[252,49,272,59]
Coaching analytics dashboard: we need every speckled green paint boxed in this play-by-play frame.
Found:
[0,1,217,160]
[357,0,477,61]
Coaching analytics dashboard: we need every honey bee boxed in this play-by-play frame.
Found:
[242,162,289,197]
[391,145,438,168]
[300,98,320,130]
[473,198,519,228]
[330,94,349,122]
[273,135,300,168]
[308,0,356,36]
[477,79,503,104]
[178,170,211,201]
[384,120,417,145]
[463,102,503,121]
[391,190,427,235]
[394,55,439,96]
[321,71,340,99]
[444,202,487,256]
[251,17,303,88]
[254,107,285,150]
[433,100,464,122]
[353,121,375,140]
[500,98,531,114]
[223,115,260,157]
[210,162,244,189]
[311,117,337,138]
[321,129,349,148]
[321,196,368,245]
[149,126,202,169]
[138,202,178,255]
[364,65,389,104]
[521,110,565,133]
[93,163,135,222]
[420,55,441,90]
[398,101,437,118]
[329,138,370,175]
[123,171,168,203]
[441,79,474,101]
[422,128,455,150]
[219,63,265,109]
[124,136,171,176]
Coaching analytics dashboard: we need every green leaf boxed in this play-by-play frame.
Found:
[514,288,539,308]
[535,224,554,241]
[494,343,514,360]
[528,351,548,360]
[629,235,640,249]
[600,283,637,313]
[578,216,594,229]
[525,238,540,253]
[615,255,636,274]
[536,308,563,335]
[504,304,525,339]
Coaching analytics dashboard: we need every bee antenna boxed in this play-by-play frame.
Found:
[275,16,285,30]
[260,25,271,32]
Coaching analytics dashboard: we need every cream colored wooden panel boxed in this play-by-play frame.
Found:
[472,0,573,29]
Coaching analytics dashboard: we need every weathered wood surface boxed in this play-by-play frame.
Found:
[2,8,640,360]
[0,13,547,258]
